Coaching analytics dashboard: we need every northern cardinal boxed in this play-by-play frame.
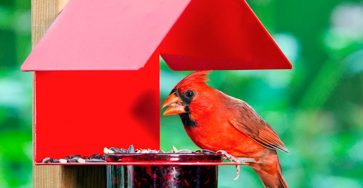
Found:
[162,71,288,188]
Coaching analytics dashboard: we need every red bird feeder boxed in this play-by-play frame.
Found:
[22,0,291,186]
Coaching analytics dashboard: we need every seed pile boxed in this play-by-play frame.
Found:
[41,145,135,163]
[41,153,106,164]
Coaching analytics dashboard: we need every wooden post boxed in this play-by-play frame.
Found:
[31,0,68,45]
[32,1,106,187]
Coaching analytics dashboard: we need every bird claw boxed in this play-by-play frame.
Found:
[217,150,236,162]
[216,150,255,164]
[216,150,242,180]
[237,157,256,163]
[233,165,240,181]
[216,150,256,180]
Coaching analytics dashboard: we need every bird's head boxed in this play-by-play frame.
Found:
[162,71,214,126]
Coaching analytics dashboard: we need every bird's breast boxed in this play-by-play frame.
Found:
[183,116,265,157]
[184,117,239,149]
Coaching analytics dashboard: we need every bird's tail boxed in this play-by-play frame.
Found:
[249,150,288,188]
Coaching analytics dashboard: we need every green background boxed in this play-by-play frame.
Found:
[1,0,363,187]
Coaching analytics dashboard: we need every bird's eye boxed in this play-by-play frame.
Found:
[185,90,194,98]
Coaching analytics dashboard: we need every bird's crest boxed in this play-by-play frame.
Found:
[177,71,211,87]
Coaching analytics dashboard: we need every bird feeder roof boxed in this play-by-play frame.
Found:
[21,0,291,71]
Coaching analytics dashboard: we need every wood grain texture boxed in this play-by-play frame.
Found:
[31,0,69,46]
[32,0,66,186]
[34,166,106,188]
[34,166,62,188]
[32,1,106,187]
[61,166,107,188]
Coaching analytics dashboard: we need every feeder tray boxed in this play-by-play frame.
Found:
[37,152,249,166]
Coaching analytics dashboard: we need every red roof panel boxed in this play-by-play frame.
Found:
[22,0,191,71]
[160,0,291,70]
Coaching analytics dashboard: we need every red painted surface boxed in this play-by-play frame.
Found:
[21,0,191,71]
[160,0,291,70]
[34,55,160,162]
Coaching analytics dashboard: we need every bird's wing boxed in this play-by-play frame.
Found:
[228,101,288,152]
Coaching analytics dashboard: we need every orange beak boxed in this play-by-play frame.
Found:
[162,93,186,115]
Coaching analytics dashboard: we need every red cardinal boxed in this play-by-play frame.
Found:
[162,71,288,188]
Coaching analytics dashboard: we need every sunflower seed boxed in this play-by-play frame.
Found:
[59,159,67,163]
[127,145,135,153]
[41,157,53,163]
[86,158,105,162]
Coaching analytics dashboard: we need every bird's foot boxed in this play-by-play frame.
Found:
[216,150,243,163]
[216,150,256,180]
[216,150,242,180]
[216,150,255,164]
[234,165,240,181]
[237,157,256,163]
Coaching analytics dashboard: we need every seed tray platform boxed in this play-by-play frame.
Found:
[37,147,252,166]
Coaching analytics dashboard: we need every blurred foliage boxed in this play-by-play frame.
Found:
[0,0,32,187]
[0,0,363,187]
